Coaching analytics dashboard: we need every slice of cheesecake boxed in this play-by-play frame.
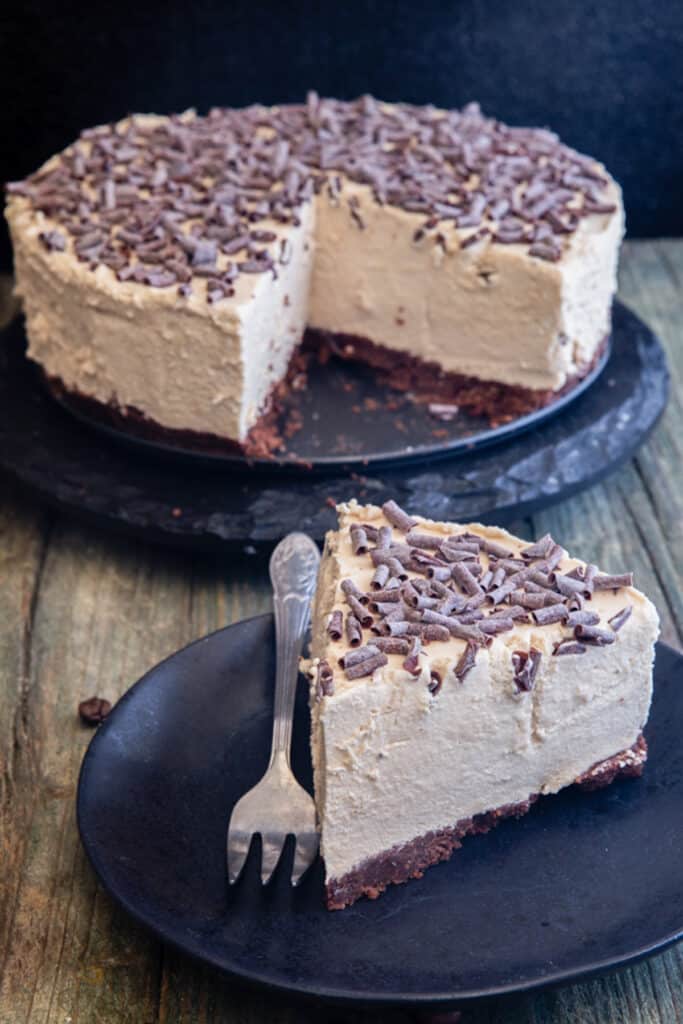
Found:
[307,500,659,910]
[6,98,623,454]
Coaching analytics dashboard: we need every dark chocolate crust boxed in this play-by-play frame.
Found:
[306,329,610,427]
[325,735,646,910]
[42,328,609,459]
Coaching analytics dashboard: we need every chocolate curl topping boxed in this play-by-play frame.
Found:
[382,500,417,533]
[608,605,633,632]
[345,652,388,680]
[400,580,421,607]
[488,579,517,605]
[369,588,401,606]
[427,565,452,582]
[538,544,565,573]
[370,563,390,590]
[583,564,599,591]
[574,625,616,646]
[592,573,634,591]
[350,526,369,555]
[422,624,451,642]
[345,613,362,647]
[316,660,335,698]
[406,531,442,549]
[340,577,367,603]
[455,640,478,681]
[360,523,379,542]
[520,533,554,560]
[376,525,393,549]
[552,639,587,657]
[344,593,373,628]
[326,610,343,641]
[428,670,443,695]
[512,648,542,692]
[479,616,515,634]
[339,644,380,668]
[551,573,588,598]
[373,637,411,654]
[451,562,483,597]
[39,230,67,252]
[567,610,600,627]
[481,538,514,559]
[531,604,569,626]
[402,636,422,676]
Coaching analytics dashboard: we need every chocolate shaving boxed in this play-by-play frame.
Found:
[402,636,423,676]
[345,652,388,680]
[451,562,483,597]
[344,593,373,627]
[341,578,367,604]
[78,696,111,725]
[39,230,67,252]
[339,644,380,668]
[428,670,443,695]
[574,625,616,646]
[552,639,587,657]
[382,500,417,532]
[455,640,478,681]
[512,648,542,692]
[373,637,411,655]
[369,588,401,606]
[531,604,568,625]
[350,526,369,555]
[566,610,600,627]
[326,610,343,641]
[592,573,634,590]
[479,616,515,634]
[520,533,554,560]
[345,613,362,647]
[316,659,335,698]
[370,564,390,589]
[608,605,633,632]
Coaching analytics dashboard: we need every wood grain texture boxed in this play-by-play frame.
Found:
[0,240,682,1023]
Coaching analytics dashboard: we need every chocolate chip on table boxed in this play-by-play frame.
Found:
[78,696,112,725]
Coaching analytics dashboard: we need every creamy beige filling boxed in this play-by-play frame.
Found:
[6,109,624,443]
[307,501,659,884]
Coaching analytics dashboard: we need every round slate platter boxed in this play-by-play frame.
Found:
[0,301,668,551]
[76,615,683,1008]
[48,332,609,472]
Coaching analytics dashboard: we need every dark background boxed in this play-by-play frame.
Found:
[1,0,681,269]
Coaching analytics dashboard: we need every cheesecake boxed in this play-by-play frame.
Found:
[5,97,623,454]
[307,500,659,909]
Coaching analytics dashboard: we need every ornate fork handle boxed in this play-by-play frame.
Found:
[268,533,321,768]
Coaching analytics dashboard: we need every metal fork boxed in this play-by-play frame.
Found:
[227,532,321,886]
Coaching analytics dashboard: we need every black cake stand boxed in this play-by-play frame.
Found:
[0,301,668,552]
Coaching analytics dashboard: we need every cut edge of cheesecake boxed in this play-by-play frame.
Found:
[306,499,659,910]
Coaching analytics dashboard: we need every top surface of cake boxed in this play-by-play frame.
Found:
[312,499,655,697]
[8,95,618,299]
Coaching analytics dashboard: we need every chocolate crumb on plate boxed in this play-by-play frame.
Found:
[78,696,112,726]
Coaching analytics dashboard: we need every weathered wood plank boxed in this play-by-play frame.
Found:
[0,486,50,1007]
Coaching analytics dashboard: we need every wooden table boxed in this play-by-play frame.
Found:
[1,239,682,1024]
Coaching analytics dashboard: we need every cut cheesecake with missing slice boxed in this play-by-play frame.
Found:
[6,97,623,455]
[307,500,659,910]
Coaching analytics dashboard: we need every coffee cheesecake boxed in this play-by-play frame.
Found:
[6,97,623,454]
[307,500,659,909]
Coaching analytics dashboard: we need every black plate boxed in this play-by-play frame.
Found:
[0,302,670,551]
[77,615,683,1009]
[50,334,610,472]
